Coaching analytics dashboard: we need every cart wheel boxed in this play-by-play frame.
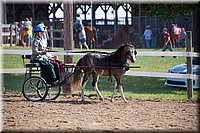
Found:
[45,85,61,101]
[22,76,48,102]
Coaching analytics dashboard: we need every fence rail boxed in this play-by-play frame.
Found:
[2,50,199,58]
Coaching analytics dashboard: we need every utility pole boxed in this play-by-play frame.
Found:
[63,1,74,94]
[186,31,193,99]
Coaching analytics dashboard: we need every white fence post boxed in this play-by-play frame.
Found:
[186,31,193,99]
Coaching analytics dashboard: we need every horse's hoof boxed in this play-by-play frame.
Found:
[81,99,85,102]
[124,100,128,103]
[100,97,104,101]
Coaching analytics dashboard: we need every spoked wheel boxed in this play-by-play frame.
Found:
[22,76,48,102]
[45,85,61,101]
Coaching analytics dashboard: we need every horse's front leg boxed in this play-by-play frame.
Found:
[110,82,117,102]
[92,74,104,101]
[81,73,90,102]
[81,81,88,102]
[119,85,128,103]
[111,78,128,103]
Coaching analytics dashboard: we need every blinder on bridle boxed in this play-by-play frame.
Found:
[125,44,137,56]
[134,50,137,56]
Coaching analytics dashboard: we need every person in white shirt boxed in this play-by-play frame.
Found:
[143,25,152,48]
[79,26,89,49]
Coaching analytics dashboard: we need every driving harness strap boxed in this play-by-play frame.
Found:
[104,55,129,82]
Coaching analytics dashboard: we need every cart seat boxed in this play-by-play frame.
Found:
[21,55,40,68]
[25,63,40,68]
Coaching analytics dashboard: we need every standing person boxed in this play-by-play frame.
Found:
[31,25,64,84]
[74,13,89,49]
[15,22,20,46]
[23,18,32,47]
[143,25,152,48]
[74,13,83,33]
[79,26,89,49]
[180,28,186,48]
[19,20,25,46]
[162,28,178,59]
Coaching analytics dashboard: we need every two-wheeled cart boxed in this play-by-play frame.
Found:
[21,55,69,102]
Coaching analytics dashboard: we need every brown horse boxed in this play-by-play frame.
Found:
[115,26,130,47]
[171,24,182,48]
[71,44,137,103]
[84,26,98,49]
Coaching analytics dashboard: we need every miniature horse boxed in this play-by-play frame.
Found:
[71,44,137,103]
[171,24,182,48]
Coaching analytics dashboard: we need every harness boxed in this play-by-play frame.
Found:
[104,54,129,82]
[78,45,132,82]
[104,53,129,68]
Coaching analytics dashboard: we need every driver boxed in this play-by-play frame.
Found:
[31,25,64,84]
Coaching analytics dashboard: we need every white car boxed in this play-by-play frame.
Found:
[165,59,200,89]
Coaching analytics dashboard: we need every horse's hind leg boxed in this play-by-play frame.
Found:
[92,74,104,101]
[81,80,88,102]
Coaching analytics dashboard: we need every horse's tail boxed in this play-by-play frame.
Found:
[93,27,98,47]
[70,58,84,92]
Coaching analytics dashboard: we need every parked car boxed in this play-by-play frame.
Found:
[165,57,200,89]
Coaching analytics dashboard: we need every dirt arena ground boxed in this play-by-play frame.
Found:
[2,93,199,133]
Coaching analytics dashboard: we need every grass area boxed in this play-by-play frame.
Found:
[2,73,199,100]
[1,46,199,100]
[85,75,200,100]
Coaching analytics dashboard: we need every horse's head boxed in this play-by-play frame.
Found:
[123,44,137,63]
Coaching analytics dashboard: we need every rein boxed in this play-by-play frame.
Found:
[46,50,110,55]
[72,50,110,54]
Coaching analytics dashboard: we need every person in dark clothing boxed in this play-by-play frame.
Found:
[162,28,178,59]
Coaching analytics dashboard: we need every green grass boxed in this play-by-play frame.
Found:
[3,73,199,100]
[1,46,199,100]
[2,54,24,69]
[3,74,25,92]
[84,76,200,100]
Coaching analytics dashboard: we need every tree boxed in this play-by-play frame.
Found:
[141,3,199,52]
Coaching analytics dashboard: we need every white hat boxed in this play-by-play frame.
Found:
[146,25,150,28]
[38,23,45,28]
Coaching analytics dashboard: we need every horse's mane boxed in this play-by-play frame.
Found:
[109,45,127,63]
